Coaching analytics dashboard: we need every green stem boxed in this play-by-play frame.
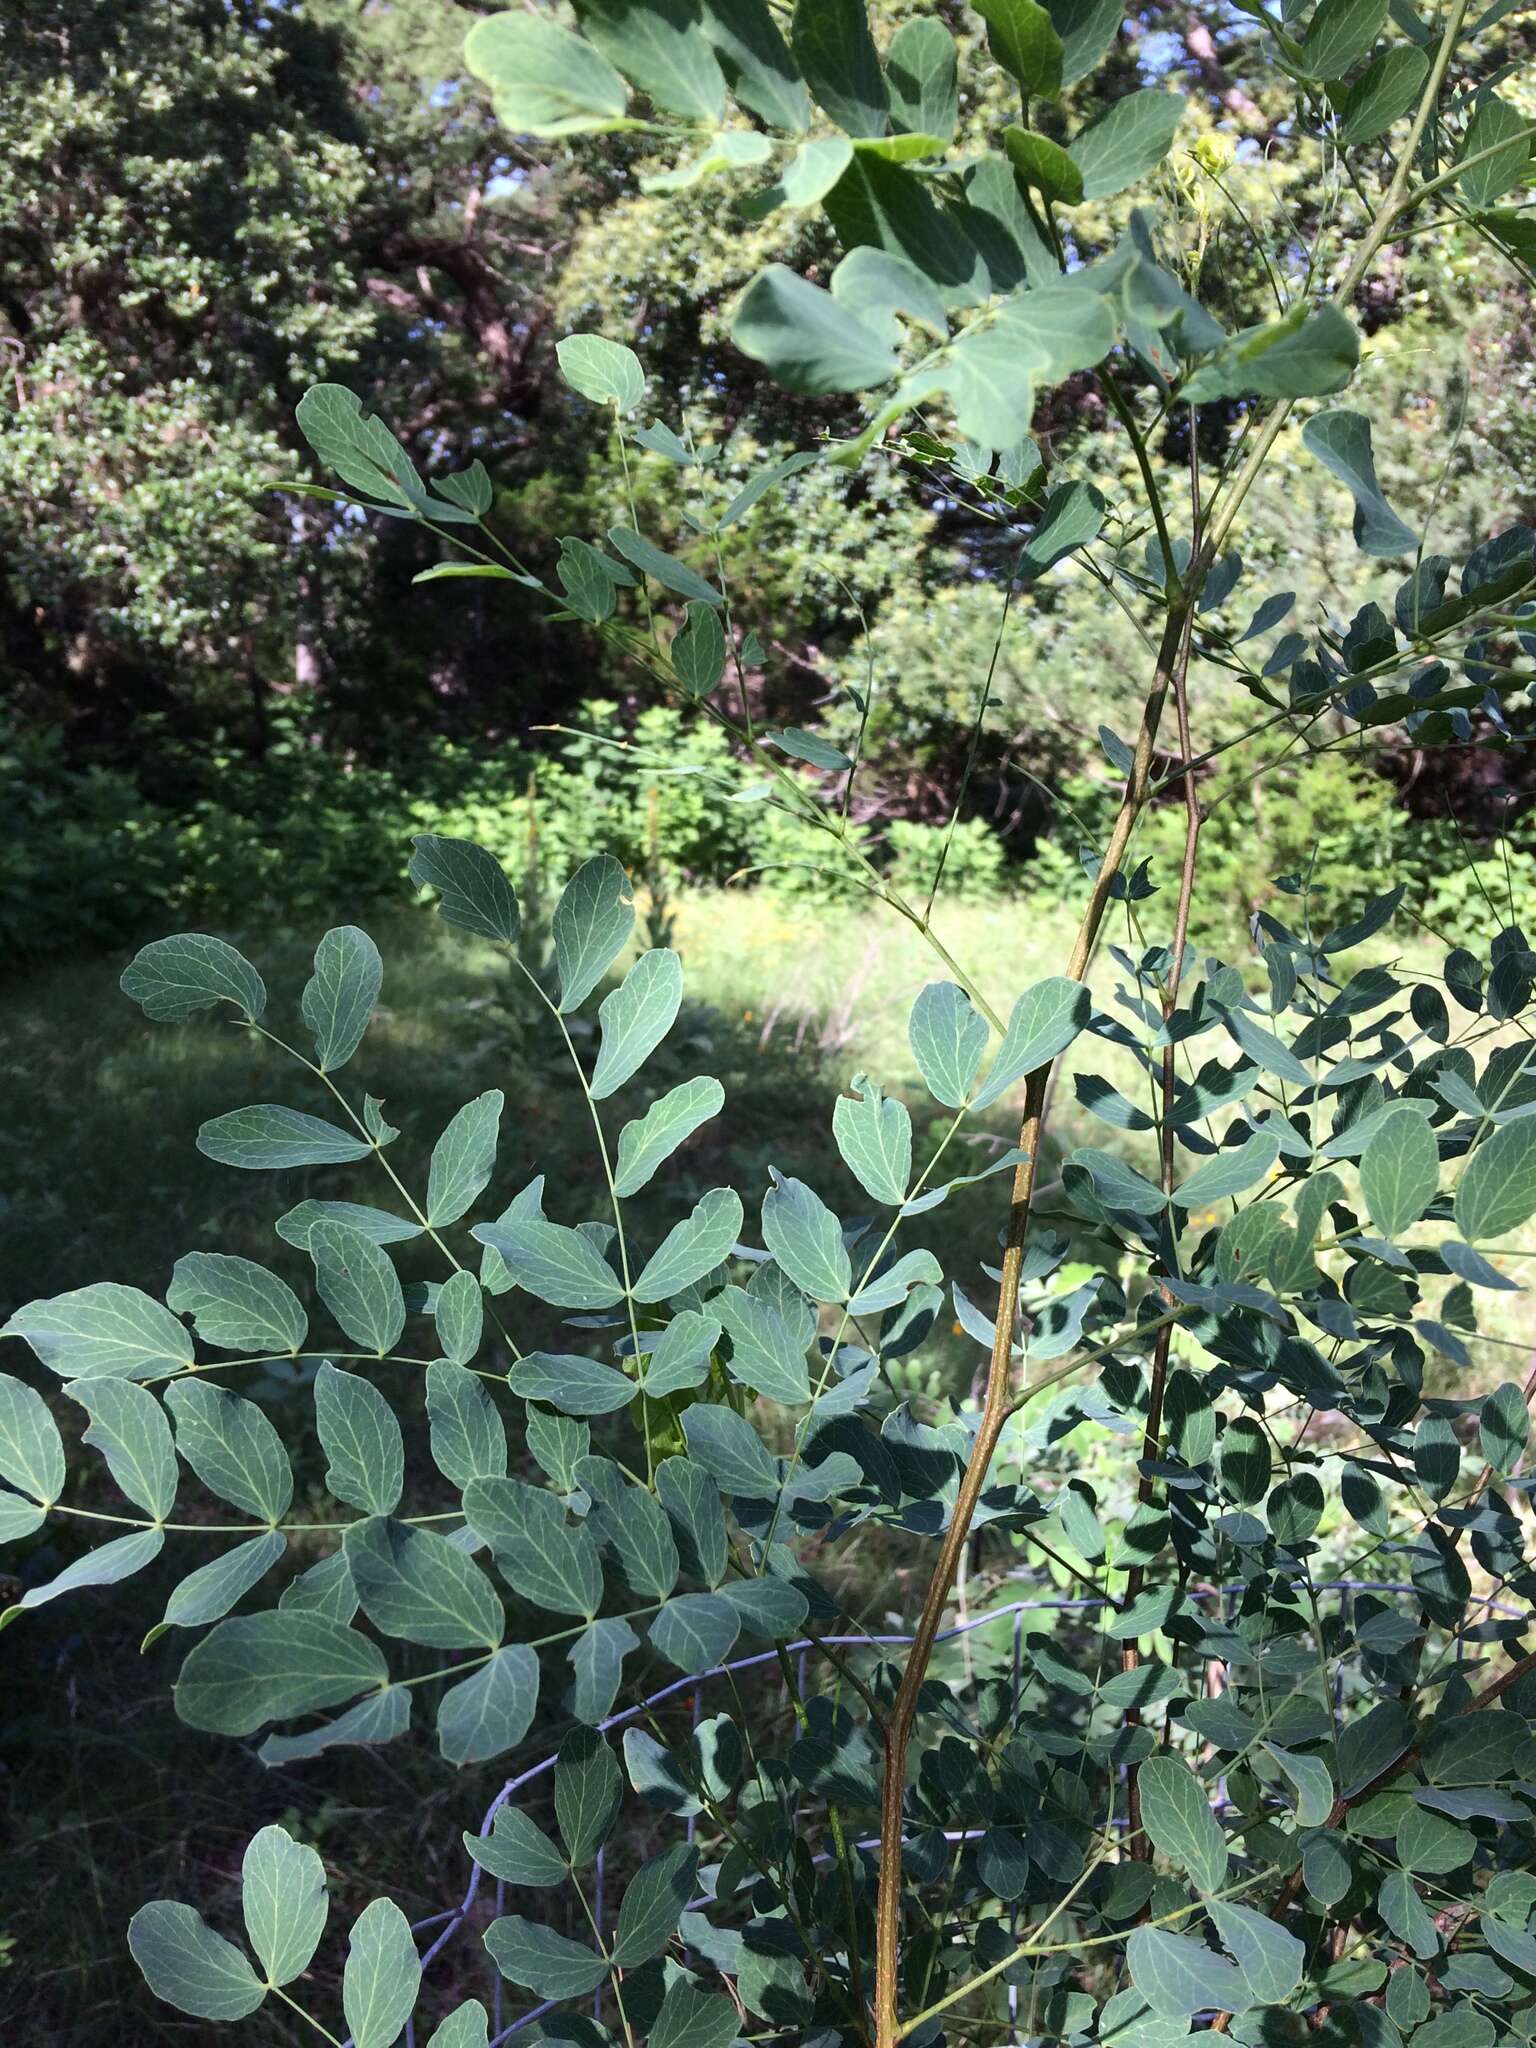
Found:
[269,1982,343,2046]
[49,1503,462,1534]
[247,1022,523,1362]
[899,1870,1268,2038]
[513,957,651,1477]
[1200,0,1474,567]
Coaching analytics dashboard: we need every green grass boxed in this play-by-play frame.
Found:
[0,891,1088,1326]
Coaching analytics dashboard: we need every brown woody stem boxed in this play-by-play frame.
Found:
[870,11,1476,2022]
[871,600,1194,2048]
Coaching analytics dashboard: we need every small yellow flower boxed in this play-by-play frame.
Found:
[1191,134,1235,177]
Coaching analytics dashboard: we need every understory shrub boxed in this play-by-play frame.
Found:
[1028,752,1536,946]
[3,712,1005,958]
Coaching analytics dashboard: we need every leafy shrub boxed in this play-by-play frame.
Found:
[1029,754,1536,947]
[9,4,1536,2047]
[3,710,946,955]
[884,818,1008,905]
[8,838,1536,2048]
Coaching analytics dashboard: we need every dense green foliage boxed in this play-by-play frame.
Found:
[4,0,1532,962]
[4,1,1536,2046]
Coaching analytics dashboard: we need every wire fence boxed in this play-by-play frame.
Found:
[359,1578,1522,2048]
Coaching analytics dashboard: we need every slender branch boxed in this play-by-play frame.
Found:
[269,1983,343,2046]
[1199,0,1473,569]
[872,20,1473,2015]
[513,957,650,1471]
[1400,120,1536,216]
[247,1022,524,1362]
[871,599,1193,2048]
[1122,457,1203,1855]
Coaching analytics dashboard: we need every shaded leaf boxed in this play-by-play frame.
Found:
[128,1901,265,2022]
[167,1380,292,1521]
[242,1824,328,1987]
[632,1187,744,1302]
[167,1253,307,1357]
[789,0,887,136]
[1302,410,1418,556]
[731,264,897,394]
[438,1644,539,1765]
[427,1091,504,1226]
[612,1843,699,1966]
[174,1612,388,1735]
[4,1283,194,1382]
[1360,1105,1439,1236]
[315,1365,405,1515]
[1455,1117,1536,1242]
[3,1527,165,1624]
[257,1685,409,1766]
[157,1531,288,1638]
[592,949,684,1099]
[408,834,521,944]
[309,1221,407,1356]
[614,1077,724,1197]
[974,0,1063,97]
[0,1371,66,1506]
[425,1360,507,1485]
[509,1352,636,1415]
[434,1269,484,1367]
[120,934,265,1025]
[463,1806,566,1887]
[1139,1755,1228,1893]
[343,1897,420,2048]
[1068,90,1185,199]
[483,1917,607,1999]
[198,1103,372,1171]
[344,1517,504,1649]
[302,926,382,1072]
[463,1476,602,1616]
